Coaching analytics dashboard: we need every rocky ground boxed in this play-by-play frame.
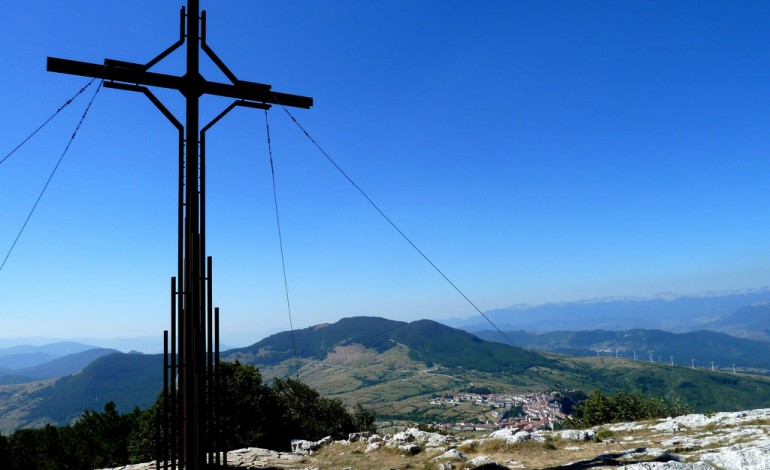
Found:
[101,408,770,469]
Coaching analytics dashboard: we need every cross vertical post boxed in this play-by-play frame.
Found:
[182,1,203,466]
[46,2,312,468]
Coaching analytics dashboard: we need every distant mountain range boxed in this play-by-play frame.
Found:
[0,337,166,355]
[0,342,118,385]
[4,314,770,433]
[445,289,770,339]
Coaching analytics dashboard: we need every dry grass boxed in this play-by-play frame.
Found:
[744,418,770,426]
[309,436,617,470]
[314,443,441,470]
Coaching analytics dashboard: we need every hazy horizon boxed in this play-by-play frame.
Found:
[2,284,768,354]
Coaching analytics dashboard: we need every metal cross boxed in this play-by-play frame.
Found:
[47,2,312,468]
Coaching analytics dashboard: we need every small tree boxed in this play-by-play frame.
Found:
[352,402,377,433]
[0,432,7,466]
[271,377,354,444]
[66,401,139,468]
[6,428,39,470]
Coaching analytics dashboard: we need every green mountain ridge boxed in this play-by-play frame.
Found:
[473,328,770,373]
[226,316,553,373]
[25,353,162,424]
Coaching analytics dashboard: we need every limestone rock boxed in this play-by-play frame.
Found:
[488,428,519,439]
[464,455,508,469]
[365,441,383,453]
[435,448,467,461]
[388,427,455,448]
[700,440,770,470]
[399,443,421,455]
[348,431,371,442]
[488,427,530,444]
[290,435,332,455]
[556,429,596,441]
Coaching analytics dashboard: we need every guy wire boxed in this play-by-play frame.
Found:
[1,80,103,273]
[264,109,301,380]
[274,103,655,468]
[273,100,517,348]
[1,78,97,167]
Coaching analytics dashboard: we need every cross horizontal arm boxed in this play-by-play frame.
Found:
[47,57,313,109]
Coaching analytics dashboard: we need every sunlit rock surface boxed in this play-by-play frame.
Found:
[100,409,770,470]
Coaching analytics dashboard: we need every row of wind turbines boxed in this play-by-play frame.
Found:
[594,347,739,374]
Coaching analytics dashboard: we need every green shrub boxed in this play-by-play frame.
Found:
[566,390,692,428]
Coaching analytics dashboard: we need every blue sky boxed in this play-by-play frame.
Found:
[2,1,770,346]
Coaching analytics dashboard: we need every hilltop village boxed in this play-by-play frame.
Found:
[428,391,566,432]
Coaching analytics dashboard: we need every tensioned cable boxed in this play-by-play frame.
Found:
[275,103,653,470]
[0,78,98,167]
[273,100,518,348]
[276,98,651,470]
[264,109,301,380]
[0,80,103,273]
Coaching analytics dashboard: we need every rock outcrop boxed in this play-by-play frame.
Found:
[99,409,770,470]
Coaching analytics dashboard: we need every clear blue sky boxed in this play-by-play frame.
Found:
[2,1,770,346]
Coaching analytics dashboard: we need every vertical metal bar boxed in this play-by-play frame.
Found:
[170,277,177,470]
[162,330,168,470]
[175,95,184,470]
[213,303,218,467]
[200,122,209,465]
[206,256,213,464]
[178,261,186,470]
[198,110,208,468]
[216,306,225,467]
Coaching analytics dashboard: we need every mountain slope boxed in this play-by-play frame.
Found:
[700,302,770,341]
[225,317,770,421]
[226,317,553,373]
[0,352,57,370]
[21,352,162,426]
